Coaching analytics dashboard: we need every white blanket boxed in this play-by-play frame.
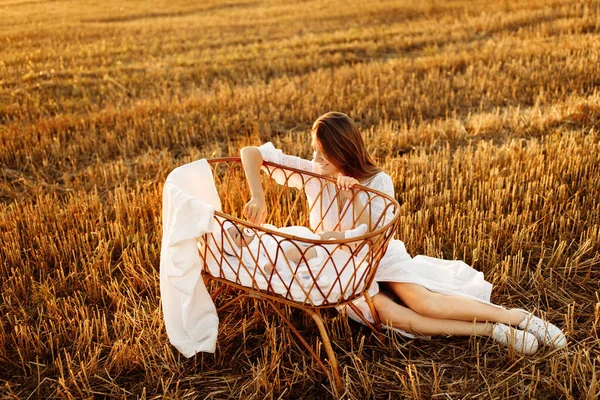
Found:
[160,159,221,357]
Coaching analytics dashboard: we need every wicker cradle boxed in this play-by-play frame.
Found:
[198,158,401,391]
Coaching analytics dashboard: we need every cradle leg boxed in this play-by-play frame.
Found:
[306,309,343,393]
[202,273,211,289]
[364,291,382,329]
[217,293,246,313]
[264,301,330,375]
[202,273,229,302]
[347,302,385,342]
[210,282,227,302]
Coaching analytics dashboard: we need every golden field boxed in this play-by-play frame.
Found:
[1,0,599,398]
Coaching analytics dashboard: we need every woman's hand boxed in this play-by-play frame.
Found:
[244,196,267,225]
[337,174,360,203]
[337,174,359,190]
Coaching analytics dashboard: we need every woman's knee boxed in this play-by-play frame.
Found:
[405,293,447,318]
[390,283,449,318]
[372,293,421,334]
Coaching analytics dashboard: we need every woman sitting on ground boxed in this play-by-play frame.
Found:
[240,111,567,355]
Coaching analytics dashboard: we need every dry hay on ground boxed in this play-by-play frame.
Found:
[1,0,599,398]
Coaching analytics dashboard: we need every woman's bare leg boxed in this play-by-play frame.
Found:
[388,282,526,326]
[372,292,494,337]
[372,292,540,354]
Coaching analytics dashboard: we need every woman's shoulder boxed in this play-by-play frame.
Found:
[257,142,279,160]
[363,170,394,194]
[364,170,392,184]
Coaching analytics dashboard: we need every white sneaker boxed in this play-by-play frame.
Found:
[491,323,539,355]
[515,309,567,349]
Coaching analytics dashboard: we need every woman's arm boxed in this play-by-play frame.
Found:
[337,175,372,230]
[350,191,371,230]
[241,146,267,224]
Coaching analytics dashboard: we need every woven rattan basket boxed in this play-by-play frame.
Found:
[198,157,401,391]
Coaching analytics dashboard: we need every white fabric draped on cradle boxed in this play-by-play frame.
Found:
[160,159,221,357]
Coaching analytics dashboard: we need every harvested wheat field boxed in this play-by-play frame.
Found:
[1,0,600,398]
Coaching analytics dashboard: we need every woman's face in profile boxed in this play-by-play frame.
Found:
[311,138,341,177]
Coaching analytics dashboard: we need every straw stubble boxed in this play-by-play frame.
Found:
[1,0,599,398]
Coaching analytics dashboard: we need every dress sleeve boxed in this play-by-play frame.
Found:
[258,142,318,191]
[362,172,396,229]
[258,142,315,172]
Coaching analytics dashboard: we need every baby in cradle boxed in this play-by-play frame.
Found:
[218,220,367,287]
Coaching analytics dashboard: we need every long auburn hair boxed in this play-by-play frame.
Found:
[311,112,381,181]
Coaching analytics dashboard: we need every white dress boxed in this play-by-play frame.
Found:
[258,143,495,336]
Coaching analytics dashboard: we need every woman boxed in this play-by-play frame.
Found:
[240,111,566,355]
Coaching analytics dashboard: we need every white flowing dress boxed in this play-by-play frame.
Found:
[258,143,495,337]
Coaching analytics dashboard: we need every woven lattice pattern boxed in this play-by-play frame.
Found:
[198,158,400,308]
